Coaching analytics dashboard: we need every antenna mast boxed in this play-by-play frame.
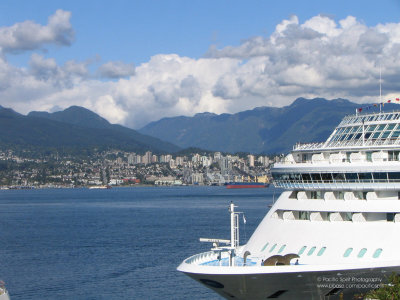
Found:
[379,65,382,113]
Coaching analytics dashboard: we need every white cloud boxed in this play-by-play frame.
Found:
[2,12,400,130]
[0,10,74,54]
[98,61,135,78]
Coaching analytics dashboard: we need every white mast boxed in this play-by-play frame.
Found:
[380,65,382,113]
[229,202,239,249]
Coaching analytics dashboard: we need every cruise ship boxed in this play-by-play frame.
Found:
[178,107,400,299]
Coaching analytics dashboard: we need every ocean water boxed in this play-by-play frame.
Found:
[0,186,277,299]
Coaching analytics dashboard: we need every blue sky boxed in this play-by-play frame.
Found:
[1,0,400,128]
[2,0,399,65]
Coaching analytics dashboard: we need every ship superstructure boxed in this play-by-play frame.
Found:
[178,109,400,299]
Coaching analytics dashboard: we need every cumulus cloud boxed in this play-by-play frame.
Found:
[2,12,400,129]
[0,10,74,54]
[98,61,135,78]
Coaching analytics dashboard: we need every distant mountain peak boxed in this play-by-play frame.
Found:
[0,106,22,117]
[194,112,218,118]
[29,106,111,129]
[1,105,180,153]
[139,96,364,153]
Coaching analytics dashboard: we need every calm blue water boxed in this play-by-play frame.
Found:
[0,186,277,299]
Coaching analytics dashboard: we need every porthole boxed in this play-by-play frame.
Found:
[269,244,277,253]
[357,248,367,258]
[343,248,353,257]
[373,248,383,258]
[278,245,286,254]
[261,242,269,252]
[317,247,326,256]
[298,246,307,255]
[307,246,316,256]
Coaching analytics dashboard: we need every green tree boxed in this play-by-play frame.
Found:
[361,273,400,300]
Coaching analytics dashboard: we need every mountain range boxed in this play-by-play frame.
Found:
[139,97,370,153]
[0,105,180,154]
[2,97,394,155]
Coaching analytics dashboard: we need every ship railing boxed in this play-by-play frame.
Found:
[295,137,400,151]
[274,178,400,190]
[293,142,325,150]
[184,251,258,267]
[184,251,221,265]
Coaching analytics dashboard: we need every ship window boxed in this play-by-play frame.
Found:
[345,173,358,182]
[289,173,302,181]
[388,172,400,181]
[261,242,269,252]
[278,245,286,254]
[367,125,377,131]
[372,132,381,139]
[381,131,391,139]
[269,244,277,252]
[302,173,311,182]
[346,134,354,140]
[317,247,326,256]
[354,191,367,200]
[373,248,383,258]
[298,246,307,255]
[332,173,345,182]
[357,248,367,258]
[366,152,372,162]
[343,212,353,221]
[373,172,387,182]
[358,173,372,181]
[388,152,400,161]
[387,213,395,222]
[336,191,344,200]
[311,173,322,182]
[377,124,386,131]
[321,173,332,182]
[310,191,322,199]
[307,246,316,256]
[387,124,396,130]
[392,131,400,138]
[343,248,353,257]
[364,132,372,139]
[299,211,310,220]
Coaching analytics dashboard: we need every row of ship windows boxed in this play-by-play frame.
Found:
[272,210,400,222]
[289,190,372,200]
[260,242,383,259]
[297,151,399,164]
[340,113,400,126]
[330,123,400,143]
[272,171,400,184]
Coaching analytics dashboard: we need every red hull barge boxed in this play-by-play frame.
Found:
[226,182,269,189]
